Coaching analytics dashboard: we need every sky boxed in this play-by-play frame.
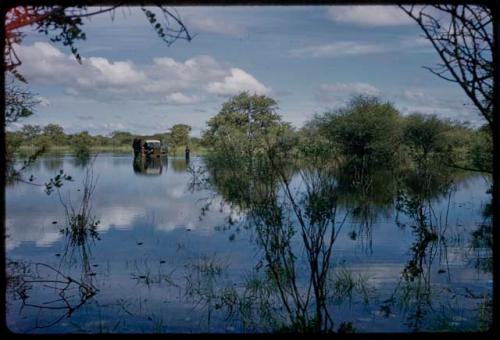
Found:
[9,5,484,137]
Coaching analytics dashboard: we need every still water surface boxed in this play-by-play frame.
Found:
[5,154,492,333]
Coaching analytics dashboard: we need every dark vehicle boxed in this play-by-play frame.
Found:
[133,138,167,157]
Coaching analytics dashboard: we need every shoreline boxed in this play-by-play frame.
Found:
[14,145,208,157]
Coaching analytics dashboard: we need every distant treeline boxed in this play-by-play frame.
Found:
[6,93,493,174]
[6,123,205,158]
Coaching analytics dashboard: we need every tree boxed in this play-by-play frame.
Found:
[202,92,282,147]
[5,79,39,124]
[20,124,42,152]
[110,130,133,147]
[308,95,402,169]
[403,113,454,163]
[70,131,93,158]
[5,131,23,169]
[168,124,192,155]
[400,5,493,131]
[93,134,112,147]
[468,124,493,173]
[43,123,65,145]
[197,94,350,332]
[400,6,497,272]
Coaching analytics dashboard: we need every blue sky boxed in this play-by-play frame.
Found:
[10,5,482,136]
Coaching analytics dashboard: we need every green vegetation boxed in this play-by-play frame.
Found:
[167,124,192,156]
[191,92,492,333]
[305,96,402,169]
[6,123,207,158]
[6,92,490,173]
[5,92,492,333]
[200,93,490,177]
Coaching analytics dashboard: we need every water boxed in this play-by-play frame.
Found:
[5,154,492,333]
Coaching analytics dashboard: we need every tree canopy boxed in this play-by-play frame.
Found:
[307,95,402,168]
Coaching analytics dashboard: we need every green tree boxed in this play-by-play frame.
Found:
[468,125,493,173]
[93,134,112,147]
[402,114,451,162]
[307,95,402,169]
[43,123,66,145]
[110,131,134,147]
[202,92,284,150]
[20,124,42,152]
[403,113,474,167]
[202,92,296,208]
[5,131,23,168]
[35,134,53,152]
[71,131,93,158]
[168,124,192,155]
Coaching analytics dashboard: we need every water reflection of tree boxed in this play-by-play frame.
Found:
[194,130,487,332]
[171,157,188,173]
[57,159,101,285]
[185,91,488,332]
[6,260,97,331]
[336,162,400,254]
[381,158,486,331]
[193,127,360,332]
[43,156,64,172]
[466,178,493,331]
[6,159,101,332]
[72,154,91,168]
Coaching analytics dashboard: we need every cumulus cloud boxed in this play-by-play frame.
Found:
[207,68,271,96]
[327,6,414,26]
[290,41,387,58]
[16,42,270,104]
[316,82,381,102]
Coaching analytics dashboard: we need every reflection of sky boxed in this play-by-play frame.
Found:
[5,155,492,333]
[6,155,233,250]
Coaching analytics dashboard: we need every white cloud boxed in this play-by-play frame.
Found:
[98,206,142,231]
[207,68,271,96]
[86,57,147,86]
[316,82,381,102]
[16,42,269,104]
[327,6,414,27]
[290,41,387,58]
[5,214,65,251]
[165,92,203,105]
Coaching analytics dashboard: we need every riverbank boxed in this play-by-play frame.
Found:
[15,145,209,157]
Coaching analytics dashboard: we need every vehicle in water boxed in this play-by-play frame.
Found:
[132,138,167,157]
